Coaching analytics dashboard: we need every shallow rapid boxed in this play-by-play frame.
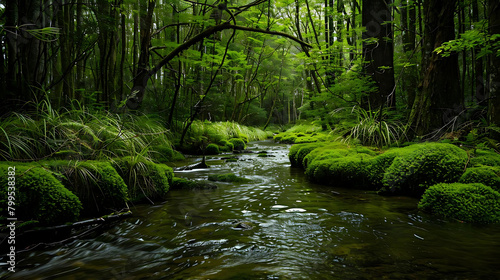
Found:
[10,141,500,279]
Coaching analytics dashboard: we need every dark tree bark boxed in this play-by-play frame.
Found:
[362,0,395,109]
[487,0,500,131]
[409,0,461,136]
[401,0,418,111]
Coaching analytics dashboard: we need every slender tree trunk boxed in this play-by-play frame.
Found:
[472,0,486,103]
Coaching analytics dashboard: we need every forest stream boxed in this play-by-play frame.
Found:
[8,140,500,279]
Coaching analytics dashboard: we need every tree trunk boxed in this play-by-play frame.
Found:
[362,0,395,109]
[488,0,500,132]
[409,0,461,136]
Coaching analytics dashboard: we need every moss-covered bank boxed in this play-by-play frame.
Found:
[0,158,174,226]
[289,141,500,223]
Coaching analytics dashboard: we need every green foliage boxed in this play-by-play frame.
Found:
[43,160,128,215]
[380,143,468,197]
[435,25,500,58]
[207,173,251,183]
[229,138,246,151]
[0,164,82,225]
[418,183,500,223]
[179,121,268,153]
[112,157,172,203]
[205,143,220,155]
[0,100,173,162]
[459,166,500,192]
[150,145,185,163]
[344,106,407,148]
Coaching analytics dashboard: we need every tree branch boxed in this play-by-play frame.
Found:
[127,22,312,108]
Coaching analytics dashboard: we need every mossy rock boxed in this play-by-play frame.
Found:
[289,142,326,168]
[380,143,468,197]
[151,145,185,162]
[208,173,251,183]
[418,183,500,223]
[229,138,246,151]
[459,165,500,192]
[170,177,217,190]
[205,143,220,155]
[0,164,82,225]
[469,149,500,167]
[113,158,172,203]
[305,154,375,188]
[44,160,128,215]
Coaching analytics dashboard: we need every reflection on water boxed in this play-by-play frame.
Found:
[7,140,500,279]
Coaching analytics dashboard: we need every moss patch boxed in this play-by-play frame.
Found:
[469,149,500,167]
[208,173,251,183]
[0,164,82,225]
[44,160,128,215]
[229,138,246,151]
[459,165,500,192]
[418,183,500,223]
[380,143,468,197]
[205,143,220,155]
[151,145,185,162]
[113,157,173,203]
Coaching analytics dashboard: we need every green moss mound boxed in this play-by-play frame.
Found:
[418,183,500,223]
[151,145,185,162]
[274,132,328,144]
[459,166,500,192]
[218,140,234,152]
[113,157,173,203]
[380,143,468,197]
[208,173,251,183]
[205,143,220,155]
[0,164,82,225]
[469,149,500,167]
[305,154,376,189]
[289,142,326,168]
[44,160,128,215]
[229,138,246,151]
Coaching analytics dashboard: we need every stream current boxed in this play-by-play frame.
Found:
[8,140,500,279]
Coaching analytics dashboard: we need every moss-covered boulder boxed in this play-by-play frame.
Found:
[44,160,128,215]
[380,143,468,197]
[208,173,251,183]
[288,142,326,168]
[305,154,375,189]
[418,183,500,223]
[459,166,500,192]
[113,158,173,203]
[151,145,185,162]
[229,138,246,151]
[0,164,82,225]
[205,143,220,155]
[469,149,500,167]
[218,140,234,152]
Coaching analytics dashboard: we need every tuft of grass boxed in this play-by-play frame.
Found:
[344,106,407,148]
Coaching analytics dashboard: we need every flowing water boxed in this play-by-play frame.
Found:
[6,141,500,279]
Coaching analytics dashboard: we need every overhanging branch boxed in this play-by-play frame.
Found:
[126,22,312,109]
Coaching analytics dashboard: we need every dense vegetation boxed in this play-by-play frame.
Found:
[1,0,500,226]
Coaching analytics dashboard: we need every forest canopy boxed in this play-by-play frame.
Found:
[1,0,500,140]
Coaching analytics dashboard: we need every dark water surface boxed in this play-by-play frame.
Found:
[7,141,500,279]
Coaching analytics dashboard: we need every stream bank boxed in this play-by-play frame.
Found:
[4,140,500,279]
